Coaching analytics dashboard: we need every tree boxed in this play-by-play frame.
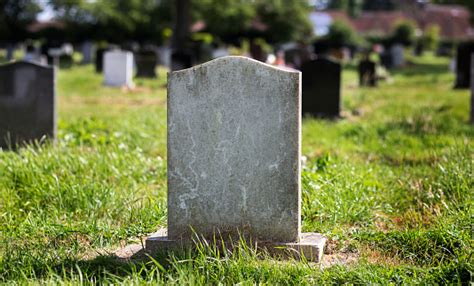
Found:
[325,20,360,47]
[255,0,312,43]
[0,0,42,42]
[421,25,440,51]
[49,0,173,43]
[329,0,363,17]
[391,20,416,46]
[362,0,396,11]
[194,0,255,40]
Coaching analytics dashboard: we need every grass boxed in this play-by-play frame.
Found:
[0,52,472,284]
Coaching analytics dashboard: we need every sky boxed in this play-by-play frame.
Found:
[37,0,54,21]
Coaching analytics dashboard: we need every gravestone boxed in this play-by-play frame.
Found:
[301,57,341,118]
[103,50,134,88]
[454,41,474,89]
[471,54,474,124]
[391,44,405,68]
[0,61,56,149]
[95,48,107,73]
[81,41,94,64]
[380,52,393,69]
[358,59,377,87]
[146,56,326,262]
[135,49,158,78]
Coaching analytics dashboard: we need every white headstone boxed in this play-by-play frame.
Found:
[103,50,134,88]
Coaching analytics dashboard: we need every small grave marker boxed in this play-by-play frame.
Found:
[0,61,56,149]
[358,59,377,87]
[103,50,134,88]
[301,57,341,118]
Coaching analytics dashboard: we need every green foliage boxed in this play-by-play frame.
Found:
[255,0,313,43]
[325,20,361,47]
[194,0,255,39]
[329,0,363,17]
[49,0,173,43]
[0,0,41,42]
[422,25,441,51]
[391,20,417,46]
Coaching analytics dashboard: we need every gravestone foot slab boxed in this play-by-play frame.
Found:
[145,229,326,263]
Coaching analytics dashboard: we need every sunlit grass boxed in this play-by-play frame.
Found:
[0,53,472,284]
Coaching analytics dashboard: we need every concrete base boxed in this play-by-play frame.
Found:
[145,229,326,263]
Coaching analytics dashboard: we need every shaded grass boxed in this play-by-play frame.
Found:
[0,53,473,284]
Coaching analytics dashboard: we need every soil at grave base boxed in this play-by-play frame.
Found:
[88,239,361,268]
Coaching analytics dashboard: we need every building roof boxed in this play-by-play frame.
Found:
[314,4,473,40]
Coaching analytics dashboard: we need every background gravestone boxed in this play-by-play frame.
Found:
[0,61,56,149]
[95,48,107,73]
[302,57,341,118]
[358,59,377,87]
[135,49,158,78]
[103,50,134,88]
[471,54,474,124]
[455,41,474,89]
[391,44,405,68]
[81,41,94,64]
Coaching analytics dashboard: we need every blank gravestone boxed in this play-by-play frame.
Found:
[103,50,134,88]
[146,56,326,262]
[135,49,158,78]
[358,59,377,87]
[455,41,474,89]
[0,61,56,149]
[302,57,341,118]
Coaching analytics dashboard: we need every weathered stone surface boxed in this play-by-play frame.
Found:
[0,61,56,149]
[301,57,341,118]
[167,56,301,242]
[103,50,134,87]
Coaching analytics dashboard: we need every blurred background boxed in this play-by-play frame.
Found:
[0,0,472,71]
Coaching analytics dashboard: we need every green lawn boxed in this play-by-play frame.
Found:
[0,54,472,284]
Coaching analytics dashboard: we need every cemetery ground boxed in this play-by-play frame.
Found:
[0,54,472,284]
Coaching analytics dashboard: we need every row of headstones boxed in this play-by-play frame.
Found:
[0,56,342,149]
[2,46,471,150]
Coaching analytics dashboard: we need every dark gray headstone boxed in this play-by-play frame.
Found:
[471,54,474,124]
[302,57,341,118]
[95,48,107,73]
[380,52,393,69]
[358,60,377,87]
[135,49,158,78]
[455,41,474,89]
[0,61,56,149]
